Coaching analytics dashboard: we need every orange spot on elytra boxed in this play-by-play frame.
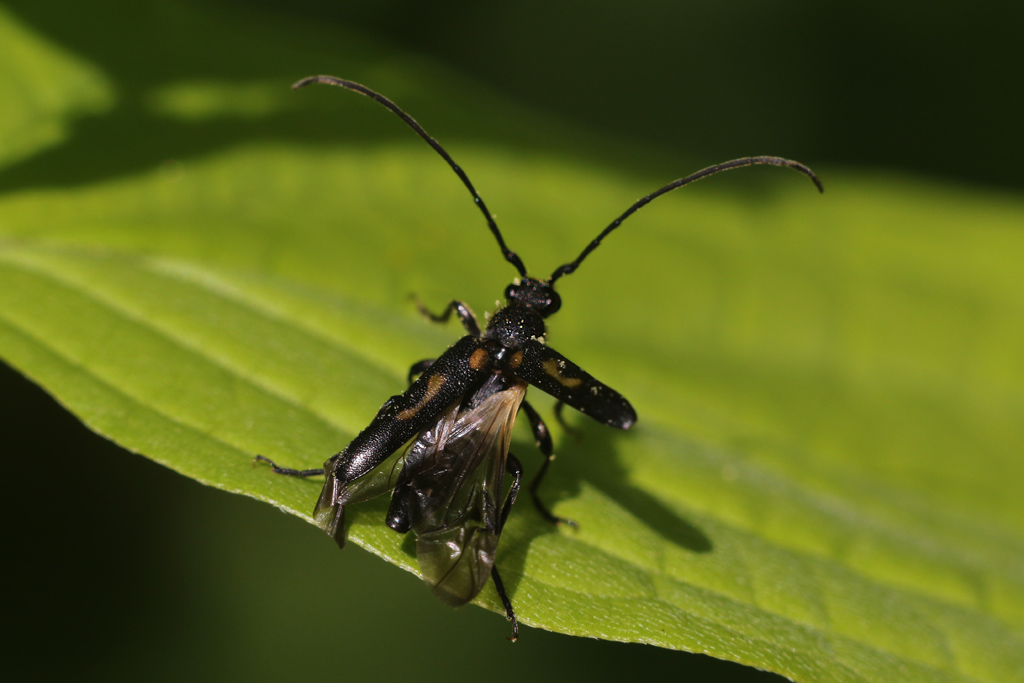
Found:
[542,358,582,388]
[398,374,446,420]
[469,348,489,370]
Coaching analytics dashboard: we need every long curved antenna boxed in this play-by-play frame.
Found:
[294,76,527,277]
[550,156,823,283]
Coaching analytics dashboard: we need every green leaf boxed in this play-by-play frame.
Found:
[2,2,1023,682]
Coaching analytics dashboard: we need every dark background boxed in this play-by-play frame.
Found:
[251,0,1024,191]
[3,1,1021,681]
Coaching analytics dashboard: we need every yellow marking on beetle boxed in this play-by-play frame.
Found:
[469,347,489,370]
[397,374,447,420]
[508,350,524,369]
[542,358,582,388]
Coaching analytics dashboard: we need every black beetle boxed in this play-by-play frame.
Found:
[258,75,823,640]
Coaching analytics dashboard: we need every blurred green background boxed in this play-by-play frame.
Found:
[2,1,1021,681]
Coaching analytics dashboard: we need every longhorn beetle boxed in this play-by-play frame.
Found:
[258,75,823,641]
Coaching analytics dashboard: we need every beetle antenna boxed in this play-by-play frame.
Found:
[294,76,528,277]
[549,156,823,283]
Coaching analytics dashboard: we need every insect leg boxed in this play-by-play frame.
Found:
[519,402,578,528]
[490,565,519,642]
[520,400,552,455]
[500,453,523,533]
[415,298,481,336]
[480,454,523,641]
[407,359,434,385]
[553,400,578,435]
[253,455,324,477]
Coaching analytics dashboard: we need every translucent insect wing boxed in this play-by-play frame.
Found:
[403,384,526,606]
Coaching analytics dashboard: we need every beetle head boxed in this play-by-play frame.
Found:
[504,277,561,318]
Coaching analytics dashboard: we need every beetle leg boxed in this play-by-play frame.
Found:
[519,402,578,529]
[482,454,524,641]
[500,453,523,533]
[490,565,519,642]
[253,455,324,477]
[407,358,434,385]
[553,399,580,436]
[519,400,552,455]
[414,297,481,336]
[529,457,579,530]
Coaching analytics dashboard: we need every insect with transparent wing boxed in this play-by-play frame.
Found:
[257,76,823,640]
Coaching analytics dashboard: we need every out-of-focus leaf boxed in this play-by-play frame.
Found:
[0,5,112,168]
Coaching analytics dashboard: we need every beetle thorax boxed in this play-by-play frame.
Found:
[484,302,547,348]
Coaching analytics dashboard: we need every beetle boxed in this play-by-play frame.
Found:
[258,75,823,641]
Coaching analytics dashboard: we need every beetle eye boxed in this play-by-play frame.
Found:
[543,290,562,316]
[504,283,518,301]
